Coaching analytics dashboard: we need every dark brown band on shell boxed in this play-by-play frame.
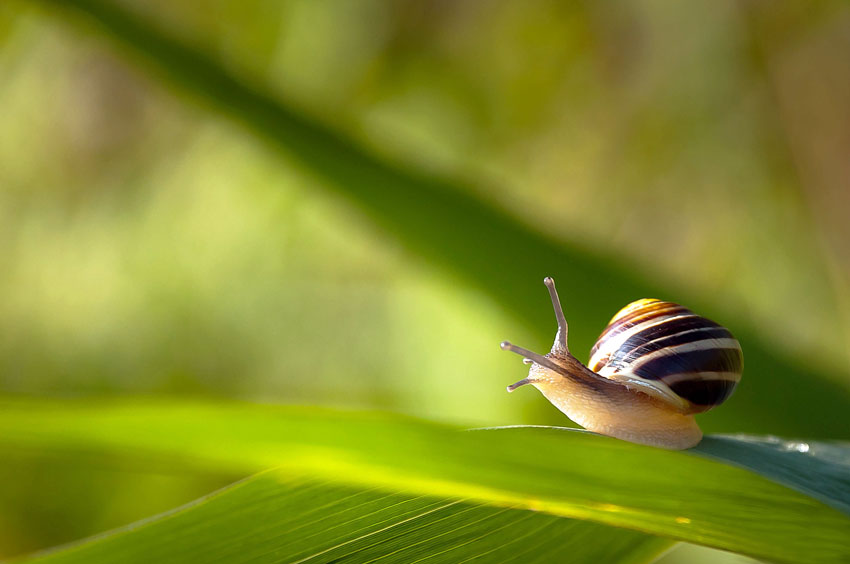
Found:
[589,299,742,411]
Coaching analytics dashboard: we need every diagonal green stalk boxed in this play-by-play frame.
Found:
[34,0,850,440]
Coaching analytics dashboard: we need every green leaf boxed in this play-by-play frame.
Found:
[696,435,850,516]
[35,0,850,441]
[1,400,848,563]
[22,475,665,564]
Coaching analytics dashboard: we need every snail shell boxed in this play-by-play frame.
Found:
[587,298,743,414]
[502,278,743,449]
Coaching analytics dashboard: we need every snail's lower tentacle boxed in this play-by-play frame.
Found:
[506,378,533,392]
[500,341,571,377]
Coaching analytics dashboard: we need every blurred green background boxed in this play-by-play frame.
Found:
[1,0,849,561]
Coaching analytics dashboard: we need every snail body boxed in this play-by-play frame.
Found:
[501,278,742,450]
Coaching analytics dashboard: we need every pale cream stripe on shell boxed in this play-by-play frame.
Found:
[605,337,742,376]
[588,313,698,370]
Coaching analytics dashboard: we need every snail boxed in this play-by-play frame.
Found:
[501,277,742,449]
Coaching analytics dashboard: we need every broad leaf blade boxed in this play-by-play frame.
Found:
[21,475,665,564]
[0,400,847,563]
[695,434,850,516]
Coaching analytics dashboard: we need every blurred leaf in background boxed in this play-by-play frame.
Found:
[1,0,849,562]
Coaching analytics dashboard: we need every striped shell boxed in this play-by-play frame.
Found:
[587,299,743,414]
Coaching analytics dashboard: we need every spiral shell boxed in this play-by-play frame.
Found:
[587,299,743,414]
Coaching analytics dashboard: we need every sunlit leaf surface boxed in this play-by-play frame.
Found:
[1,400,847,563]
[22,475,665,564]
